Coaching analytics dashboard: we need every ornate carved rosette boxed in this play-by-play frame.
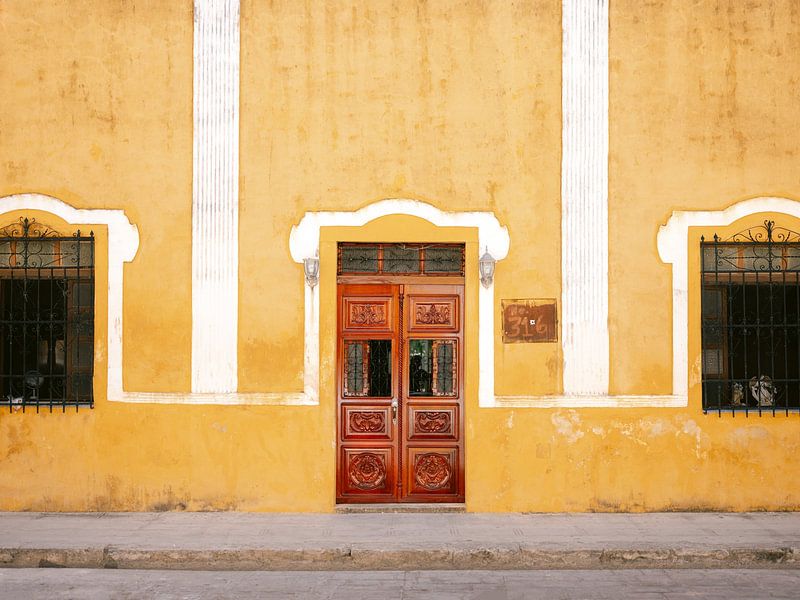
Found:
[414,453,451,490]
[350,303,386,325]
[349,411,385,433]
[349,453,386,490]
[415,411,450,433]
[416,303,450,325]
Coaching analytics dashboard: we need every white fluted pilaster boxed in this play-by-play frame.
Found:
[191,0,240,393]
[561,0,609,396]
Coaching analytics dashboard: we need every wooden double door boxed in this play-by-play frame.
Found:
[337,282,464,503]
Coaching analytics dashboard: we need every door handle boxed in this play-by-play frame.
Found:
[391,399,398,423]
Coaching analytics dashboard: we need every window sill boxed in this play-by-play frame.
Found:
[114,392,317,406]
[490,395,687,408]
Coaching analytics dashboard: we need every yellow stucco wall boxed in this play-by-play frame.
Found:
[609,0,800,395]
[0,0,799,512]
[0,0,195,393]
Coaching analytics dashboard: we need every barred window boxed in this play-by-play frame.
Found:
[0,218,94,412]
[701,220,800,415]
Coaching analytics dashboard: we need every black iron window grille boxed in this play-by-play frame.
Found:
[338,243,465,276]
[701,220,800,416]
[343,340,392,398]
[409,339,457,397]
[0,218,95,412]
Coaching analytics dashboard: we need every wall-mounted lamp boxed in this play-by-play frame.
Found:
[479,248,496,288]
[304,257,320,288]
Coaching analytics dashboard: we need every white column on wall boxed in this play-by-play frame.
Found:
[191,0,240,393]
[561,0,609,396]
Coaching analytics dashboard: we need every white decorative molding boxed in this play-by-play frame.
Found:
[191,0,240,394]
[119,391,315,405]
[290,199,510,409]
[657,196,800,404]
[289,199,510,262]
[495,395,686,408]
[561,0,609,396]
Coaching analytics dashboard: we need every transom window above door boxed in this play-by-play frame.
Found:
[338,243,464,276]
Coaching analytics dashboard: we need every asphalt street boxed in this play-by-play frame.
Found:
[1,568,799,599]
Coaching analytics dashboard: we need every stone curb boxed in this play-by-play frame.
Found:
[1,547,799,570]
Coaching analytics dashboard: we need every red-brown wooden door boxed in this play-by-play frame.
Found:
[337,283,464,503]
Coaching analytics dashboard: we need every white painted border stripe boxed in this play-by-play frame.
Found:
[191,0,240,393]
[496,395,686,408]
[0,193,697,409]
[561,0,610,396]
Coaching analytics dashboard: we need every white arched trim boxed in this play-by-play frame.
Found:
[290,199,510,262]
[0,193,139,403]
[657,196,800,404]
[290,198,510,408]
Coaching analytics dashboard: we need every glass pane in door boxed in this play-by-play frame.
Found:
[343,340,392,397]
[408,339,457,396]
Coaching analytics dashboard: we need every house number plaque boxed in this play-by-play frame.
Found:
[501,299,557,343]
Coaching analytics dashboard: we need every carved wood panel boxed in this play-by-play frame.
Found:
[343,297,393,332]
[342,405,391,440]
[406,448,458,495]
[408,295,458,332]
[407,405,457,440]
[341,448,394,496]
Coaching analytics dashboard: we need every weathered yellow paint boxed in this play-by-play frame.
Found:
[0,0,799,512]
[0,0,195,393]
[609,0,800,396]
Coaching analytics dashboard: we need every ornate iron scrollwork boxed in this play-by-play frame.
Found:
[0,217,60,239]
[720,220,800,244]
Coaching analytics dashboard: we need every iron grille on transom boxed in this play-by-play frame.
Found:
[0,218,95,412]
[338,243,465,276]
[701,220,800,416]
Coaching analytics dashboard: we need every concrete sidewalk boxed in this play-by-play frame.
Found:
[0,512,799,571]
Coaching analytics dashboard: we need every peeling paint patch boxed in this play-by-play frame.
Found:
[639,419,671,437]
[682,419,700,436]
[551,410,584,443]
[729,426,769,447]
[678,418,708,459]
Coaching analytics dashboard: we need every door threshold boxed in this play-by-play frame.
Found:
[335,503,465,514]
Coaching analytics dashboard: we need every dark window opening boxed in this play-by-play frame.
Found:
[409,339,457,397]
[0,218,94,412]
[343,339,392,398]
[338,243,465,276]
[701,220,800,415]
